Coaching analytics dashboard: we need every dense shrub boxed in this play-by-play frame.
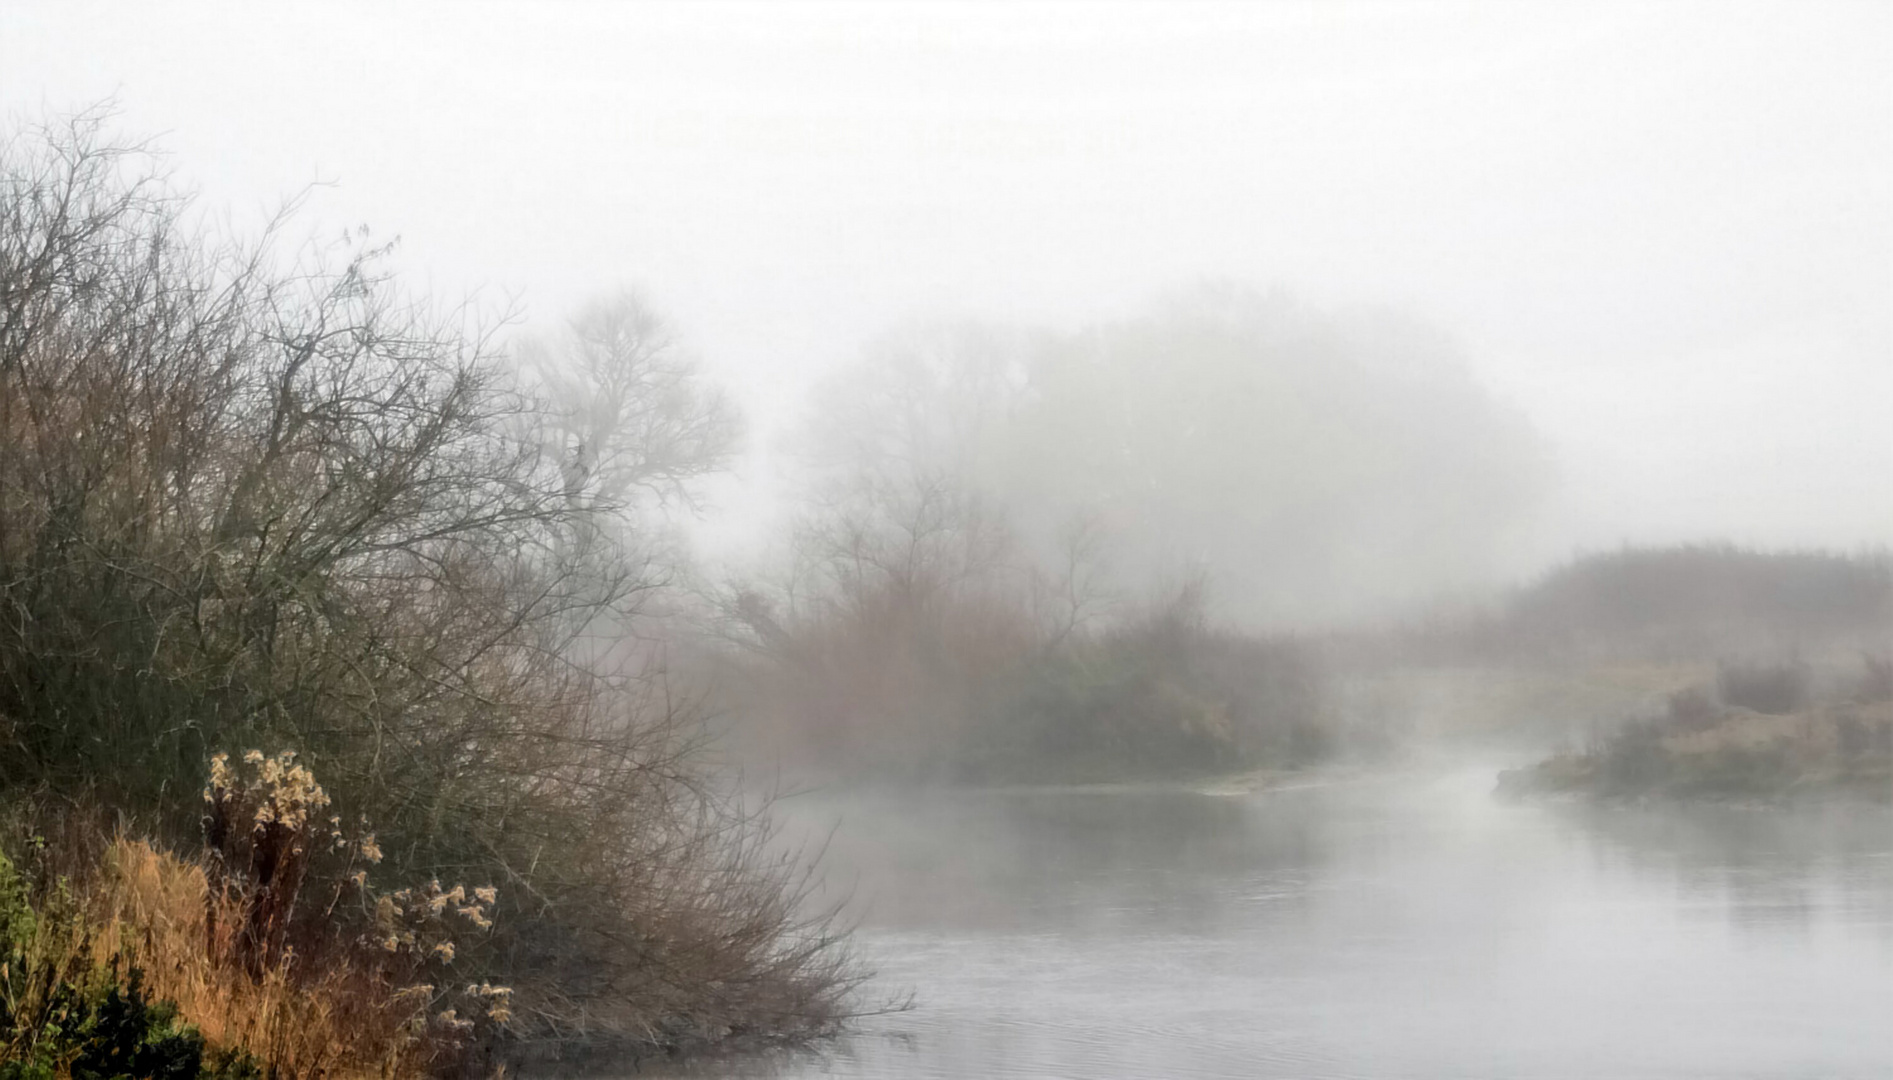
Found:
[966,591,1329,783]
[0,110,854,1058]
[1500,675,1893,803]
[1716,660,1810,715]
[725,564,1332,784]
[1593,720,1673,796]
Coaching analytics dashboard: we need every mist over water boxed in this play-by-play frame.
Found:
[654,774,1893,1079]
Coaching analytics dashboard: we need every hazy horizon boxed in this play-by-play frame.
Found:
[6,1,1887,617]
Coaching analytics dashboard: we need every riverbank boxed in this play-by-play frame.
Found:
[0,749,860,1078]
[1496,699,1893,803]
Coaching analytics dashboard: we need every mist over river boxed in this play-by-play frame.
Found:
[647,769,1893,1079]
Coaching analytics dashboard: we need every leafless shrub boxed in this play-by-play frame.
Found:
[723,498,1329,784]
[0,106,855,1055]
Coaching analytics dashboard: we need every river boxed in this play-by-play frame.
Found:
[651,767,1893,1078]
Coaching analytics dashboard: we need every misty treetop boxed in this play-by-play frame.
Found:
[516,290,743,517]
[797,286,1548,628]
[718,289,1545,782]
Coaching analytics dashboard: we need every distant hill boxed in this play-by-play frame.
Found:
[1502,544,1890,659]
[1342,544,1891,668]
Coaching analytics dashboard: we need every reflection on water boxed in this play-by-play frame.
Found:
[645,770,1893,1079]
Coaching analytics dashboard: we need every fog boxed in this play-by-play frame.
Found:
[5,5,1891,1077]
[6,2,1887,599]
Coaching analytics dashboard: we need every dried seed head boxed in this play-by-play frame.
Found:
[206,753,234,800]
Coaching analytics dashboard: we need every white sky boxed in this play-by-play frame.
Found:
[4,1,1888,569]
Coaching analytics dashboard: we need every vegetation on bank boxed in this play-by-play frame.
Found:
[1319,544,1892,761]
[720,539,1892,787]
[1497,657,1893,802]
[0,109,858,1071]
[2,754,510,1078]
[713,309,1886,788]
[723,571,1334,784]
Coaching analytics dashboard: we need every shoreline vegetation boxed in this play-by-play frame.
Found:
[1496,660,1893,804]
[3,755,511,1079]
[722,540,1891,797]
[0,111,866,1077]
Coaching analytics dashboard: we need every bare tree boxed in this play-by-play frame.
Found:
[519,290,742,516]
[1032,510,1116,652]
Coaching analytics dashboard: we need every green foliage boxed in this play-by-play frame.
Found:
[0,852,33,949]
[0,962,214,1080]
[0,854,262,1080]
[66,968,205,1080]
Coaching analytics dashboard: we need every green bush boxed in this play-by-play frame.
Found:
[949,591,1328,783]
[0,850,265,1080]
[0,960,227,1080]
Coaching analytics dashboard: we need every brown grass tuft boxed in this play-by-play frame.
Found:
[92,837,438,1078]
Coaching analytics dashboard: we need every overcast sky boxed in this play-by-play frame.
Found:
[4,1,1888,570]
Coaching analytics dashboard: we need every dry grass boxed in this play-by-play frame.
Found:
[81,837,438,1079]
[1,760,502,1078]
[1658,700,1892,759]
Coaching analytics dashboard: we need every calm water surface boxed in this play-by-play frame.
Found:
[654,768,1893,1079]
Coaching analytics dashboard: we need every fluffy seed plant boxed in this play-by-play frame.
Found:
[197,750,512,1078]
